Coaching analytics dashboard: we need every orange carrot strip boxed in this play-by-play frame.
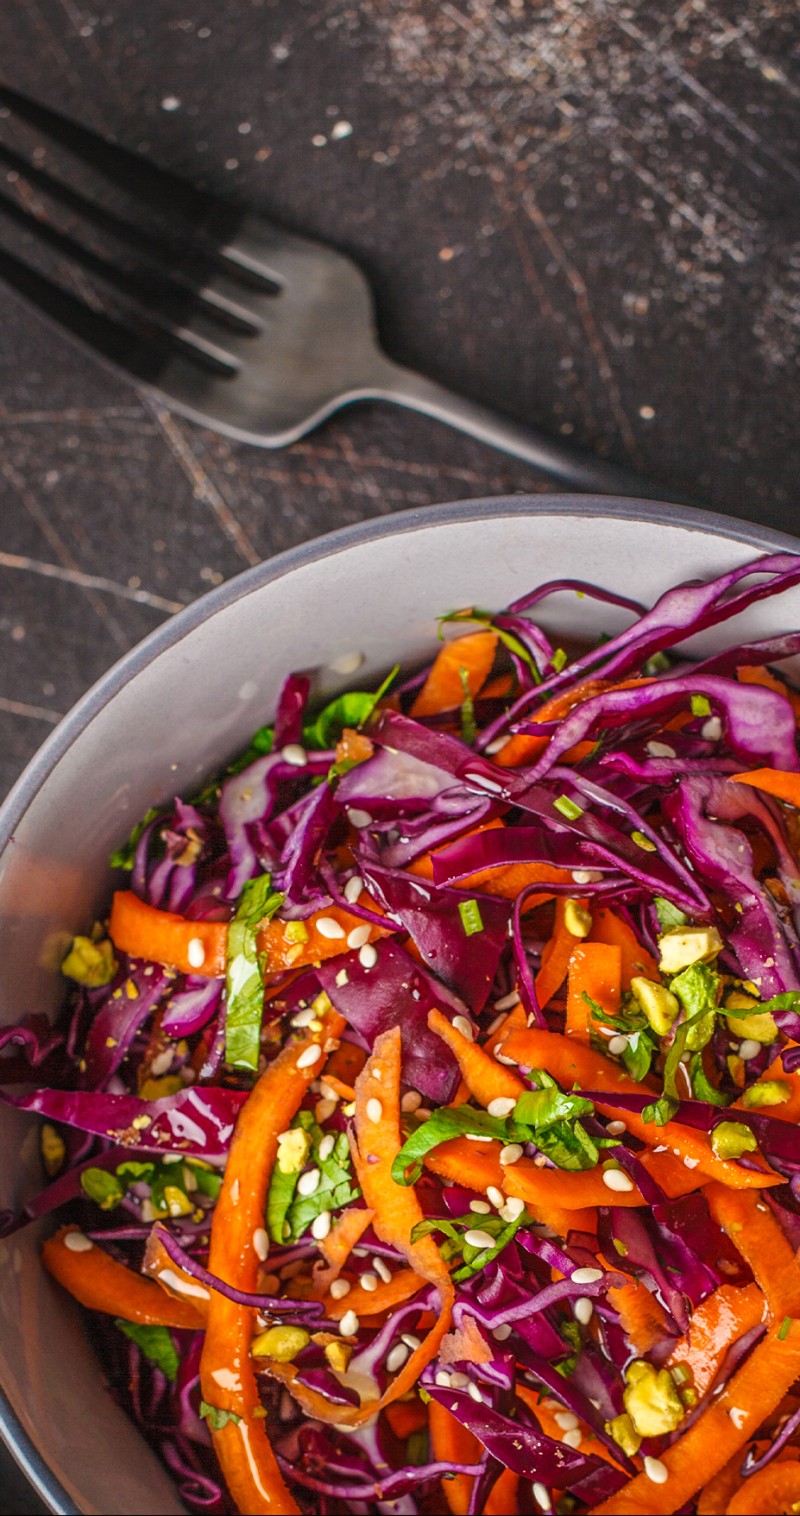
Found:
[705,1183,800,1319]
[589,1319,800,1515]
[697,1452,751,1516]
[309,1204,374,1297]
[323,1041,367,1089]
[730,767,800,808]
[383,1398,428,1440]
[504,1157,646,1209]
[335,727,373,765]
[428,1399,481,1515]
[109,890,228,977]
[428,1008,524,1106]
[516,1384,624,1470]
[258,899,390,975]
[424,1135,507,1195]
[587,906,659,988]
[725,1463,800,1514]
[411,631,498,718]
[536,897,583,1011]
[493,677,654,769]
[565,941,622,1042]
[503,1027,783,1190]
[319,1073,355,1102]
[605,1267,671,1354]
[665,1282,764,1401]
[199,1009,344,1515]
[141,1228,210,1319]
[484,1468,520,1514]
[408,818,505,882]
[43,1226,203,1329]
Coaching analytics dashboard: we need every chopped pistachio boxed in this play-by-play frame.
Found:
[605,1412,642,1458]
[741,1080,791,1109]
[285,920,309,945]
[251,1325,310,1362]
[139,1075,184,1101]
[623,1360,685,1438]
[630,976,680,1036]
[40,1123,66,1177]
[61,935,117,987]
[162,1185,194,1219]
[324,1340,352,1373]
[276,1127,312,1175]
[710,1120,759,1161]
[658,926,724,975]
[564,900,592,939]
[724,994,779,1044]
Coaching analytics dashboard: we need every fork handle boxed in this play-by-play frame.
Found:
[372,361,697,504]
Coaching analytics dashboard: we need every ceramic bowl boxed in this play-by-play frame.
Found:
[2,495,800,1514]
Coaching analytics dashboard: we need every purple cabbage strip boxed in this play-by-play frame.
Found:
[0,1014,65,1080]
[149,1227,325,1318]
[360,860,511,1014]
[316,939,465,1103]
[692,630,800,678]
[512,1339,636,1472]
[219,749,331,899]
[274,673,310,749]
[278,780,339,905]
[276,1456,484,1502]
[161,977,224,1039]
[598,1209,687,1333]
[83,962,172,1087]
[506,577,646,620]
[665,776,800,1003]
[741,1400,800,1476]
[512,883,544,1026]
[0,1084,247,1159]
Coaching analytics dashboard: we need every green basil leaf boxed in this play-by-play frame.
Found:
[110,808,160,871]
[654,897,689,931]
[689,1054,730,1107]
[225,874,284,1071]
[303,666,399,751]
[392,1106,513,1186]
[80,1168,124,1211]
[514,1084,594,1131]
[199,1400,241,1430]
[621,1028,658,1083]
[642,1095,679,1126]
[115,1320,179,1381]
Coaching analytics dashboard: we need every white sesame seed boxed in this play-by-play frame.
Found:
[571,1267,603,1285]
[738,1039,761,1061]
[500,1143,523,1166]
[493,989,521,1012]
[344,875,365,904]
[281,743,307,767]
[187,937,206,969]
[373,1256,392,1283]
[329,651,364,675]
[297,1168,321,1197]
[608,1035,629,1056]
[701,716,723,742]
[150,1049,174,1076]
[470,1199,492,1213]
[291,1006,317,1028]
[360,1272,379,1292]
[487,1185,505,1209]
[386,1341,409,1373]
[63,1231,93,1253]
[401,1090,422,1113]
[646,741,676,759]
[339,1310,359,1337]
[728,1406,747,1429]
[485,735,508,754]
[492,1322,513,1341]
[347,924,372,950]
[330,1278,351,1300]
[318,1134,336,1162]
[487,1097,516,1118]
[448,1370,470,1389]
[402,1333,421,1351]
[464,1229,495,1249]
[366,1098,383,1123]
[315,1097,338,1124]
[359,943,378,969]
[562,1427,583,1449]
[554,1411,579,1431]
[347,808,372,829]
[467,773,504,793]
[316,916,346,940]
[253,1228,270,1261]
[465,1133,492,1142]
[297,1044,323,1069]
[230,1179,240,1205]
[500,1197,525,1223]
[606,1120,627,1136]
[467,1382,484,1404]
[311,1212,331,1241]
[643,1456,669,1485]
[602,1169,634,1193]
[452,1015,473,1041]
[435,1371,452,1388]
[533,1483,550,1512]
[495,1049,518,1066]
[574,1297,594,1326]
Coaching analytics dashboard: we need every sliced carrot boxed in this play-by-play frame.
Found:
[323,1040,367,1089]
[730,767,800,809]
[503,1027,783,1190]
[383,1398,428,1440]
[199,1008,344,1516]
[408,818,505,883]
[605,1267,671,1354]
[411,631,498,718]
[535,897,582,1011]
[308,1204,374,1298]
[484,1468,520,1514]
[428,1007,524,1106]
[493,676,654,769]
[452,858,574,907]
[258,900,391,975]
[665,1281,764,1401]
[109,890,228,977]
[335,727,373,765]
[504,1157,646,1210]
[697,1452,751,1516]
[565,941,622,1042]
[589,1319,800,1515]
[319,1073,355,1102]
[705,1183,800,1319]
[141,1227,210,1319]
[43,1226,203,1329]
[428,1398,481,1515]
[424,1135,507,1195]
[725,1462,800,1514]
[587,906,659,988]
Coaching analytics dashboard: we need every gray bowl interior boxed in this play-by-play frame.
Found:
[2,496,800,1513]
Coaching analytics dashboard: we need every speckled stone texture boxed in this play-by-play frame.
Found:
[0,1,798,1510]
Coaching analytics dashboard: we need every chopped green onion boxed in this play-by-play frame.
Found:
[551,647,568,673]
[690,694,712,717]
[458,898,484,936]
[554,795,584,821]
[631,830,657,852]
[779,1316,793,1341]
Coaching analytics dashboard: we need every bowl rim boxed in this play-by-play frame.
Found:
[2,490,800,1514]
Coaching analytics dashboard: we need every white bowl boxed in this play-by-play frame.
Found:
[2,495,800,1514]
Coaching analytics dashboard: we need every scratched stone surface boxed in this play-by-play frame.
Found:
[0,0,799,1510]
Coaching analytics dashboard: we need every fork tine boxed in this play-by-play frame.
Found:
[0,84,236,240]
[0,241,239,380]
